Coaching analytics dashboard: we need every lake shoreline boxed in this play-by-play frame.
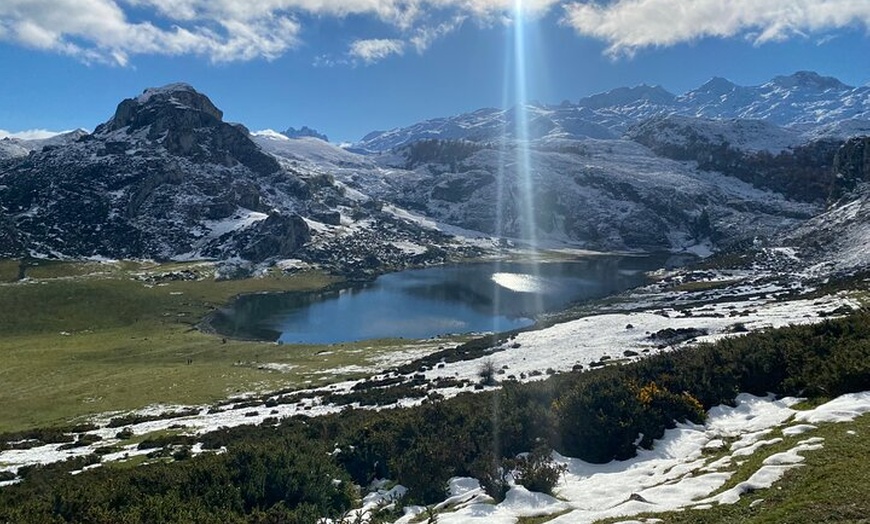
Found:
[204,253,675,344]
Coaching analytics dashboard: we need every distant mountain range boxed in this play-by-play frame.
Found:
[352,71,870,152]
[1,72,869,276]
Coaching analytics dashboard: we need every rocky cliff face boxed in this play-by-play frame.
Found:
[0,84,311,262]
[628,116,843,203]
[95,84,281,176]
[832,136,870,198]
[283,126,329,142]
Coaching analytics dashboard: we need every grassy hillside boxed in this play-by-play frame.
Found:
[0,260,436,433]
[597,412,870,524]
[2,307,868,522]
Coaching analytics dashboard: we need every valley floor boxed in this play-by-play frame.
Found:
[0,256,868,523]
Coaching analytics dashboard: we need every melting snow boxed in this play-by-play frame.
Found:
[391,392,870,523]
[203,209,268,239]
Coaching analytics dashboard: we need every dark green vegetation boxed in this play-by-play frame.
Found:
[2,309,869,523]
[631,122,846,204]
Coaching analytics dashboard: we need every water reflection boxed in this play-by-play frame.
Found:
[210,257,675,344]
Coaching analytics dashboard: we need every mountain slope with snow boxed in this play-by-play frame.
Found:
[3,73,870,274]
[338,137,817,253]
[781,136,870,273]
[0,87,485,272]
[0,84,312,261]
[0,129,89,160]
[355,72,870,152]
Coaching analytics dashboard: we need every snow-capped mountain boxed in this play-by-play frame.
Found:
[252,130,376,170]
[354,72,870,152]
[0,85,483,271]
[3,73,870,274]
[0,129,89,160]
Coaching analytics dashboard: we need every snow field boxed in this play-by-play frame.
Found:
[387,392,870,524]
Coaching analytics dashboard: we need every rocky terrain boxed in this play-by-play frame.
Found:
[0,85,475,272]
[1,72,869,275]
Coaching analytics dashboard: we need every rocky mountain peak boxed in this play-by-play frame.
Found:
[96,83,224,136]
[696,76,737,95]
[89,83,279,176]
[769,71,850,91]
[284,126,329,142]
[578,84,677,110]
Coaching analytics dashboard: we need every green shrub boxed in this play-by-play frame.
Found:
[4,312,870,520]
[511,441,566,495]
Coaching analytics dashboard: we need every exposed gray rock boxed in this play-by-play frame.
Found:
[0,84,305,262]
[95,83,281,176]
[283,126,329,142]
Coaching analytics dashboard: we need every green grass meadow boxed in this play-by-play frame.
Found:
[0,260,434,433]
[595,412,870,524]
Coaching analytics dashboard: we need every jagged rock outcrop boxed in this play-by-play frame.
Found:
[204,213,311,261]
[95,84,281,176]
[0,84,311,262]
[283,126,329,142]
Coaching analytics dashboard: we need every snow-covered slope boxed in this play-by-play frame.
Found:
[252,130,375,170]
[353,105,617,153]
[781,136,870,274]
[307,136,818,254]
[0,129,89,160]
[628,115,803,154]
[355,72,870,152]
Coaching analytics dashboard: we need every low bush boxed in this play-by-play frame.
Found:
[511,442,567,495]
[2,312,869,520]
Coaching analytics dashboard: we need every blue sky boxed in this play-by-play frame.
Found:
[0,0,869,143]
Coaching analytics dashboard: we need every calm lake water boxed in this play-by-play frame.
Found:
[212,257,677,344]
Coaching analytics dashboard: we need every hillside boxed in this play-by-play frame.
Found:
[2,73,870,273]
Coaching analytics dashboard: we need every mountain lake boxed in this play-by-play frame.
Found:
[211,256,686,344]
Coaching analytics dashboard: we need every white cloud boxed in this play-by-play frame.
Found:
[0,0,301,64]
[5,0,865,65]
[0,0,562,65]
[410,16,465,53]
[563,0,870,57]
[349,38,406,64]
[0,129,69,140]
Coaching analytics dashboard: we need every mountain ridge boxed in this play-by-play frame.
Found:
[3,74,870,276]
[353,71,870,152]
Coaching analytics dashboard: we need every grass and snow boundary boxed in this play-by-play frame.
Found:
[0,288,858,476]
[351,392,870,524]
[1,261,868,522]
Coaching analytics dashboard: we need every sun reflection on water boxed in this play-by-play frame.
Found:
[491,272,552,293]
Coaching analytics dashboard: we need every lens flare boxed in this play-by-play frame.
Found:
[511,0,544,313]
